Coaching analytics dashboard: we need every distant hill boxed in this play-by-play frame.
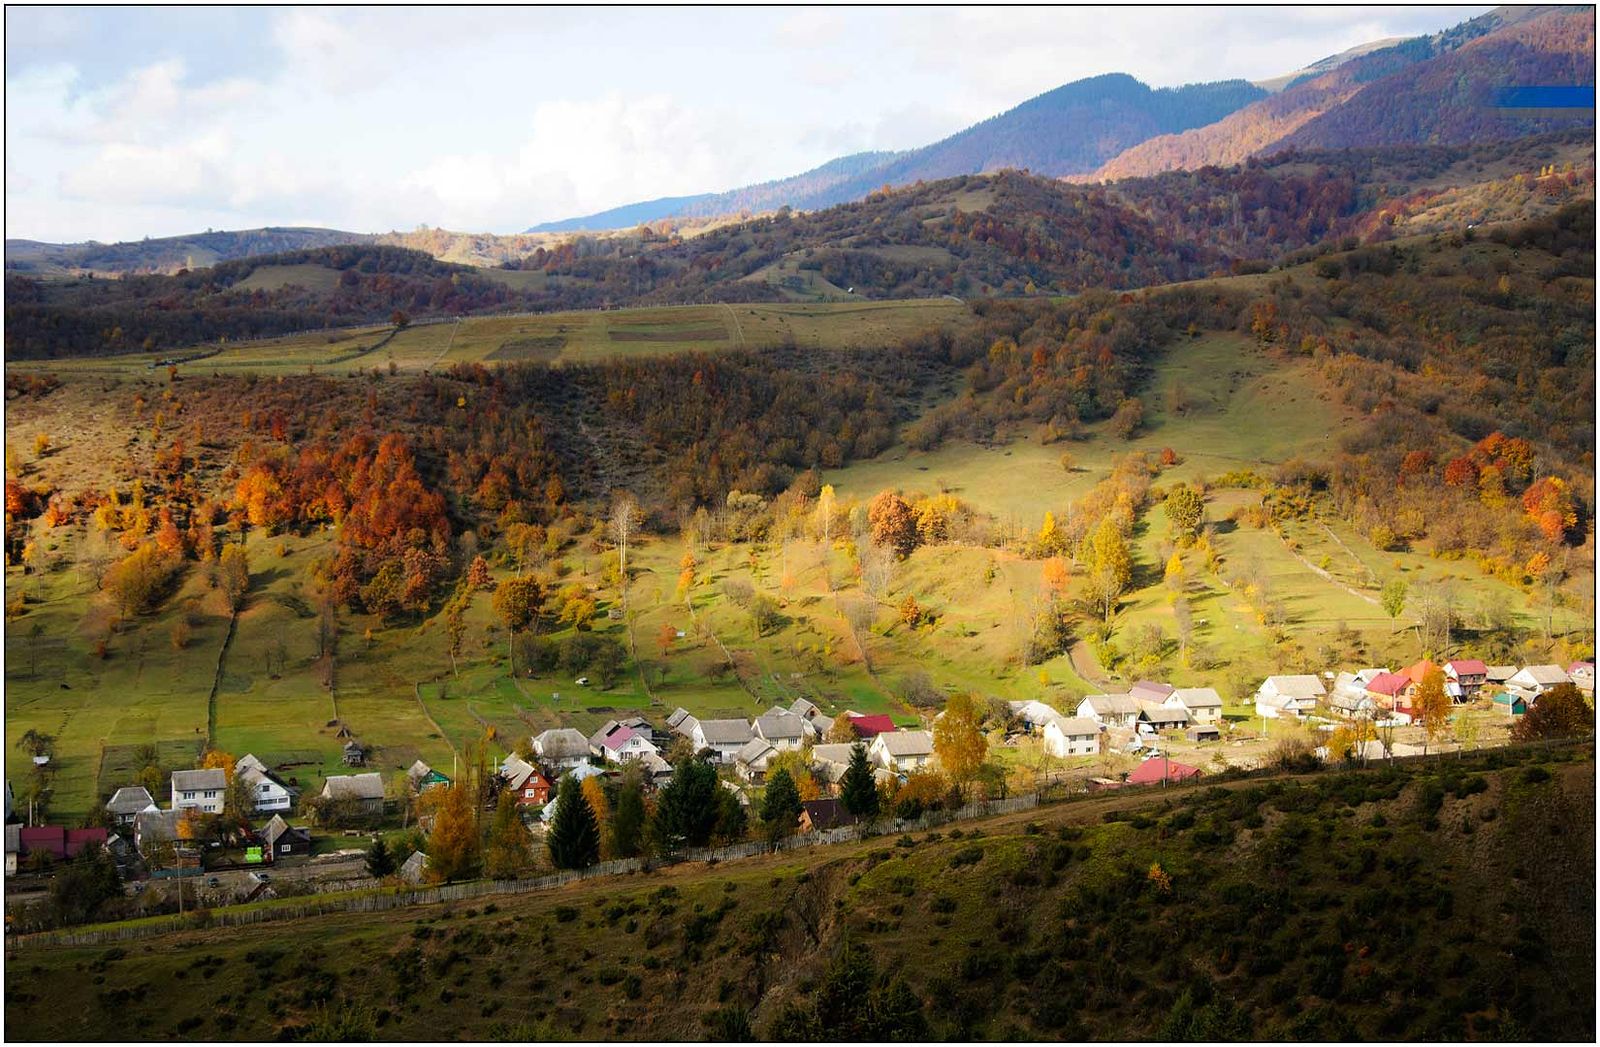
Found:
[526,73,1265,232]
[3,227,373,277]
[1094,5,1593,180]
[527,152,902,233]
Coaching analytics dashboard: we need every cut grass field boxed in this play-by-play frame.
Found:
[6,752,1591,1041]
[7,298,969,380]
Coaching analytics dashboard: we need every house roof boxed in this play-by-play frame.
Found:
[1186,723,1220,737]
[848,714,896,737]
[1129,680,1175,701]
[1446,659,1488,677]
[1168,687,1223,709]
[666,707,695,730]
[1486,665,1517,681]
[1137,703,1188,725]
[1365,671,1412,697]
[799,798,859,831]
[408,759,434,781]
[808,742,858,765]
[735,738,776,768]
[790,697,822,722]
[1046,716,1102,737]
[171,768,227,792]
[598,724,644,751]
[1516,664,1570,685]
[106,786,156,815]
[1402,659,1441,685]
[235,754,268,776]
[1567,661,1594,675]
[755,707,807,740]
[639,751,674,776]
[1260,675,1325,698]
[18,826,108,860]
[1127,759,1202,786]
[873,729,933,758]
[261,814,308,848]
[135,808,181,843]
[1492,691,1528,707]
[1080,694,1140,715]
[696,718,754,746]
[533,728,591,759]
[321,773,385,801]
[500,755,539,790]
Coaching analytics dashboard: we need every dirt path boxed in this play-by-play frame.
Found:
[1282,536,1381,607]
[204,611,239,748]
[1068,638,1110,690]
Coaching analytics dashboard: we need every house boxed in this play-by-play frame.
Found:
[1126,757,1202,787]
[1136,702,1189,735]
[399,850,428,885]
[847,714,896,739]
[734,738,778,784]
[1076,694,1141,729]
[666,707,699,737]
[869,730,933,774]
[1185,724,1221,743]
[1566,662,1594,697]
[807,743,860,785]
[754,707,811,750]
[789,697,827,731]
[532,728,592,772]
[1129,680,1175,704]
[499,755,552,807]
[1493,691,1529,716]
[319,773,385,814]
[407,760,451,793]
[1164,688,1223,724]
[1486,665,1517,687]
[1330,670,1387,719]
[133,808,184,856]
[236,754,295,814]
[15,826,108,863]
[261,815,311,860]
[169,768,227,814]
[1254,675,1325,719]
[1508,664,1570,701]
[1364,671,1413,711]
[1042,716,1102,758]
[1444,660,1489,701]
[590,722,660,764]
[342,740,366,767]
[1008,699,1066,734]
[637,751,674,786]
[691,719,754,763]
[105,786,157,827]
[798,798,860,833]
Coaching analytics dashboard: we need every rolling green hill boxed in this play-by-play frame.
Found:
[5,750,1592,1040]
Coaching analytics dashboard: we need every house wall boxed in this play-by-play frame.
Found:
[172,790,223,814]
[1044,729,1097,758]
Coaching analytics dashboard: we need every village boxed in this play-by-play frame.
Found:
[5,655,1590,932]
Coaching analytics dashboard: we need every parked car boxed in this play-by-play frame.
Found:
[205,876,220,888]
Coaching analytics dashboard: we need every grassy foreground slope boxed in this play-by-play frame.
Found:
[5,751,1592,1041]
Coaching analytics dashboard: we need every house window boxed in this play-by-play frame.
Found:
[203,790,217,799]
[183,791,195,800]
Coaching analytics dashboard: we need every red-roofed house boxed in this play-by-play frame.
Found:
[1568,662,1594,697]
[1364,671,1413,712]
[1445,660,1488,701]
[848,714,896,738]
[17,826,107,862]
[1126,759,1202,787]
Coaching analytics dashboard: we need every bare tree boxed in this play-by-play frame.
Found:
[610,492,640,586]
[842,597,877,672]
[859,539,895,600]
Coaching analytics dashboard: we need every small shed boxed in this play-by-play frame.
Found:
[342,740,366,766]
[1185,723,1220,743]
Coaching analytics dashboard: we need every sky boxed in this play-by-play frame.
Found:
[5,5,1489,243]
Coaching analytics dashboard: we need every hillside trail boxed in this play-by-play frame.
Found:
[1280,533,1381,607]
[204,610,240,748]
[1068,638,1111,690]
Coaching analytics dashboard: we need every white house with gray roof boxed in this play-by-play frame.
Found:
[1254,675,1325,719]
[754,706,811,749]
[105,786,157,827]
[692,719,754,763]
[870,729,934,774]
[1164,688,1224,724]
[169,768,227,814]
[532,728,592,772]
[1042,716,1102,758]
[1076,694,1141,729]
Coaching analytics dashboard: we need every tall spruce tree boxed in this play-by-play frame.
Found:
[610,766,647,858]
[655,756,719,850]
[547,775,600,870]
[839,741,880,819]
[761,767,802,842]
[364,837,395,878]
